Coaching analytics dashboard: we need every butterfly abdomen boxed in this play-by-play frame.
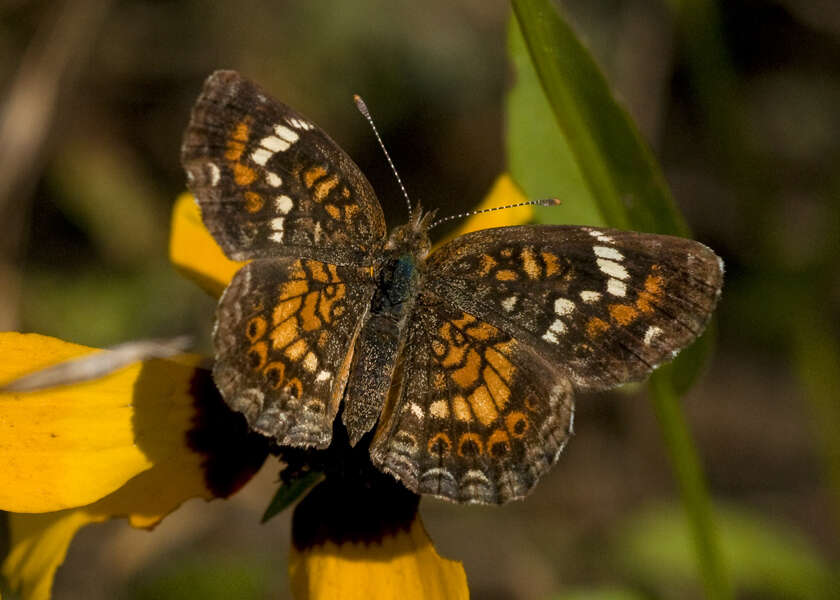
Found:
[342,251,424,446]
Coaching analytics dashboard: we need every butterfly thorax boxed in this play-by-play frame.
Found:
[372,209,433,310]
[370,252,421,317]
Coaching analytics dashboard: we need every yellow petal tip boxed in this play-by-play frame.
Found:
[169,192,246,297]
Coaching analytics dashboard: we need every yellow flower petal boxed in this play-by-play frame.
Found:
[1,332,269,599]
[289,473,468,600]
[2,510,101,600]
[289,515,467,600]
[436,173,533,247]
[0,332,268,514]
[2,449,258,600]
[169,192,246,297]
[0,332,191,512]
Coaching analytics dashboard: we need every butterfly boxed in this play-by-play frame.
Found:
[181,70,723,504]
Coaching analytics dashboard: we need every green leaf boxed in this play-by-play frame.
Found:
[791,304,840,533]
[614,503,840,599]
[509,0,689,236]
[261,471,323,524]
[507,2,712,391]
[506,19,603,228]
[507,1,728,598]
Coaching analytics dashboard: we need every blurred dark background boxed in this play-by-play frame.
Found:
[1,1,838,598]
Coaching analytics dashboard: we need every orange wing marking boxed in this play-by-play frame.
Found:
[458,433,484,457]
[586,317,610,339]
[636,265,664,313]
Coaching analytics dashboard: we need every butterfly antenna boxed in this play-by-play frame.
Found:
[354,95,413,217]
[430,197,561,230]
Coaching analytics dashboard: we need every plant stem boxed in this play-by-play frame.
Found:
[649,369,733,599]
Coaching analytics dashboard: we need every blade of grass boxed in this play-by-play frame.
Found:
[509,1,730,597]
[510,0,689,236]
[649,369,731,599]
[506,23,604,228]
[791,304,840,535]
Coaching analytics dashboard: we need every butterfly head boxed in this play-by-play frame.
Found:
[384,204,436,258]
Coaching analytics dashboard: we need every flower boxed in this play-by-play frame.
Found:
[0,174,530,599]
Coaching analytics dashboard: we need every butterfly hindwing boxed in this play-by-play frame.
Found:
[181,70,387,264]
[423,225,723,392]
[370,290,575,504]
[214,258,376,448]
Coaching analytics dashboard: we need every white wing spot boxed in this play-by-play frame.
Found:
[502,296,518,312]
[597,258,629,280]
[274,124,300,145]
[207,163,220,186]
[542,330,559,345]
[463,469,491,485]
[548,319,567,335]
[588,229,614,243]
[393,438,419,455]
[429,400,448,419]
[250,147,272,166]
[554,297,575,316]
[594,245,624,261]
[644,326,663,345]
[607,278,626,297]
[420,468,457,486]
[580,290,601,303]
[270,218,284,243]
[275,195,293,214]
[260,135,289,153]
[266,171,282,187]
[313,222,323,243]
[288,117,314,131]
[315,370,332,382]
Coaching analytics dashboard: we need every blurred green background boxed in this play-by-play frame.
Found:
[1,0,838,598]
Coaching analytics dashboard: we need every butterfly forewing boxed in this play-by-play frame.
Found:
[181,70,387,264]
[424,226,723,392]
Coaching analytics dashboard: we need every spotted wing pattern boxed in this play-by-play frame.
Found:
[181,70,386,265]
[370,290,575,504]
[180,70,725,505]
[372,226,722,504]
[214,258,376,448]
[424,226,724,392]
